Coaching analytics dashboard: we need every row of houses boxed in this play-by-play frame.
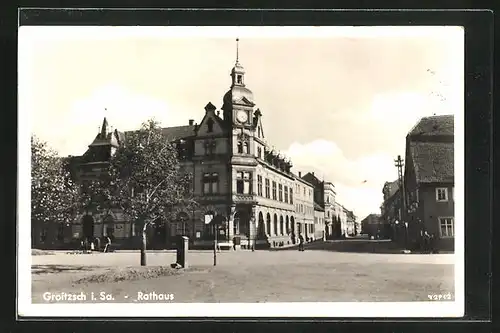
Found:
[32,47,358,250]
[379,115,455,251]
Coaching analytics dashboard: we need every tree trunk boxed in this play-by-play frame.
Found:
[140,222,149,266]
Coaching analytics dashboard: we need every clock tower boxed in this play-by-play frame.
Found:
[222,38,255,127]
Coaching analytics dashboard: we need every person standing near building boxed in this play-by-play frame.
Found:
[104,236,112,253]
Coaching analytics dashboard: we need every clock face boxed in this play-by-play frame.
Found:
[236,111,248,123]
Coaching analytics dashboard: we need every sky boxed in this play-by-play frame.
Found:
[19,26,464,221]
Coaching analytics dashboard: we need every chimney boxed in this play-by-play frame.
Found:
[298,171,302,177]
[312,172,315,176]
[189,119,194,126]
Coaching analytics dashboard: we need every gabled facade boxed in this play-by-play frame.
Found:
[403,115,455,251]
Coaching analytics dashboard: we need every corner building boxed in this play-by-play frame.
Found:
[65,49,317,250]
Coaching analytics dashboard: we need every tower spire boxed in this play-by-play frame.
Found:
[236,38,239,63]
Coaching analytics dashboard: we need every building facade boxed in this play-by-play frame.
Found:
[380,180,401,240]
[33,49,326,250]
[301,172,339,239]
[403,115,455,251]
[313,203,326,240]
[360,213,382,238]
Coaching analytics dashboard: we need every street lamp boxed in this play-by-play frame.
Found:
[250,216,256,251]
[404,221,409,250]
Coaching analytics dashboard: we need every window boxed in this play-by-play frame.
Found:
[237,75,242,84]
[284,186,288,203]
[279,184,283,202]
[309,189,312,198]
[236,171,252,194]
[436,188,448,202]
[265,178,270,198]
[272,181,277,200]
[290,191,293,204]
[203,172,219,195]
[439,217,454,237]
[326,195,329,204]
[257,147,262,159]
[257,175,263,196]
[327,211,330,218]
[303,187,306,196]
[57,223,64,241]
[204,140,216,156]
[244,142,250,154]
[237,141,243,154]
[207,118,214,132]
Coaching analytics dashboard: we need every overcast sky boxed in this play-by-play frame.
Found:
[19,26,463,220]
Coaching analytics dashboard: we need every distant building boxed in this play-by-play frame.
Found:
[301,172,340,239]
[345,209,357,236]
[313,202,326,240]
[403,115,454,251]
[360,214,382,238]
[381,180,402,240]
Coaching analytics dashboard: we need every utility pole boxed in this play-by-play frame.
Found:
[394,155,407,248]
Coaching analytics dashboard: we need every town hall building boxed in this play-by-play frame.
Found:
[46,41,338,250]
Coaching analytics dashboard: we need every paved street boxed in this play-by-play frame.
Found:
[31,241,455,303]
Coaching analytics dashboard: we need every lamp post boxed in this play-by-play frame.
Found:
[250,216,256,251]
[404,221,409,250]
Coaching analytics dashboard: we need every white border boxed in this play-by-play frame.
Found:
[18,25,465,318]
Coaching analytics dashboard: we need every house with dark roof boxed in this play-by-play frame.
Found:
[402,115,455,251]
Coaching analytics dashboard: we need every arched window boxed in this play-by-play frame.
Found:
[286,216,290,234]
[237,141,243,154]
[244,142,250,154]
[258,212,265,237]
[266,213,271,236]
[273,214,278,236]
[280,215,284,235]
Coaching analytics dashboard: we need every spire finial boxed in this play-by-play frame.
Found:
[236,38,239,63]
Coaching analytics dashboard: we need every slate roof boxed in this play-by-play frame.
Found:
[160,125,196,141]
[408,115,454,137]
[409,141,454,183]
[121,125,197,142]
[384,180,400,198]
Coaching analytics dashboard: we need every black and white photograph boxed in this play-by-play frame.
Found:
[18,25,464,317]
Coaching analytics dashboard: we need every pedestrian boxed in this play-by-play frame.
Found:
[429,233,436,254]
[298,233,304,252]
[80,239,85,253]
[423,231,431,253]
[104,236,112,253]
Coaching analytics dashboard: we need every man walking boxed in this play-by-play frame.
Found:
[298,233,305,252]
